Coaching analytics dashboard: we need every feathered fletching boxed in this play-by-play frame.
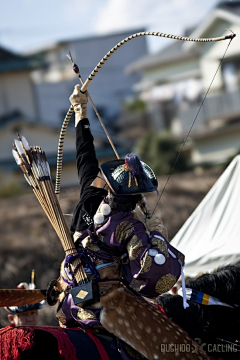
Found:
[14,139,25,155]
[21,135,30,150]
[12,149,22,166]
[13,135,52,184]
[23,174,32,187]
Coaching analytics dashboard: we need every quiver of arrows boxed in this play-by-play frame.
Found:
[12,134,72,250]
[12,134,87,286]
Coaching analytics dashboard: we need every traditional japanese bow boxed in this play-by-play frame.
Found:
[55,30,236,199]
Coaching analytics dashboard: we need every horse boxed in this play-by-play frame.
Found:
[1,262,239,360]
[156,261,240,360]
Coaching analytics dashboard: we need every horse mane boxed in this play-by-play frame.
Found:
[186,260,240,306]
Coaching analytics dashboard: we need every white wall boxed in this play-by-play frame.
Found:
[0,121,76,162]
[200,20,240,92]
[0,71,36,119]
[192,127,240,164]
[31,31,148,126]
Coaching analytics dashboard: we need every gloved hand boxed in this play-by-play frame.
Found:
[146,215,164,232]
[69,84,88,126]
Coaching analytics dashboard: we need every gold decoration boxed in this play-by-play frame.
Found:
[115,221,134,243]
[128,171,131,187]
[88,243,100,252]
[127,235,143,260]
[97,233,104,243]
[82,235,100,252]
[130,278,145,292]
[151,237,169,258]
[112,164,138,188]
[77,308,96,321]
[140,252,152,274]
[125,344,145,359]
[178,251,185,266]
[76,290,89,299]
[111,164,128,180]
[56,308,67,327]
[155,274,177,294]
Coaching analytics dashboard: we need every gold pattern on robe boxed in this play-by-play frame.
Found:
[56,308,67,327]
[125,344,145,359]
[77,308,96,320]
[130,278,145,292]
[115,221,134,243]
[178,251,185,266]
[127,235,143,260]
[140,252,152,274]
[151,237,169,258]
[82,236,100,252]
[87,243,100,252]
[155,274,177,294]
[97,233,104,243]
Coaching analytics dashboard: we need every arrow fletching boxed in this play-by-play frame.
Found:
[14,139,25,155]
[12,149,22,166]
[21,135,30,150]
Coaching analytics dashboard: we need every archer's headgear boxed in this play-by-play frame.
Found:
[5,282,45,314]
[5,301,45,314]
[100,153,158,195]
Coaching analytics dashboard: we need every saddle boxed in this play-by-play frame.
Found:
[58,256,210,359]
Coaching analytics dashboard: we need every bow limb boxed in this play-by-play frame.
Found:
[55,30,235,197]
[80,30,236,92]
[55,105,74,196]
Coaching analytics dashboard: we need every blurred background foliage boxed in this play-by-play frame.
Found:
[136,130,189,176]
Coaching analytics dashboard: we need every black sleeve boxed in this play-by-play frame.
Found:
[70,118,107,233]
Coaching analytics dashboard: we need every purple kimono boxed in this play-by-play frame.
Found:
[56,118,184,359]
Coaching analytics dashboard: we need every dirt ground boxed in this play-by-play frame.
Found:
[0,166,223,327]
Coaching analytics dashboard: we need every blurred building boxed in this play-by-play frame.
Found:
[0,46,37,120]
[0,28,147,188]
[0,46,37,187]
[126,1,240,167]
[28,28,148,132]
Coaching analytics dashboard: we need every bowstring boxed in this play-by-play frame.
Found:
[152,37,234,215]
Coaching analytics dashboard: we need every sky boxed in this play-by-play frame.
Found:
[0,0,220,55]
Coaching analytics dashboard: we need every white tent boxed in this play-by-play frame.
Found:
[171,155,240,277]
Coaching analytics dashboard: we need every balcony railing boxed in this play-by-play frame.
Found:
[177,87,240,133]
